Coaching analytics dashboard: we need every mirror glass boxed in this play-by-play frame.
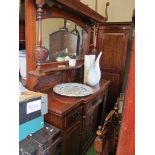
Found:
[37,18,88,62]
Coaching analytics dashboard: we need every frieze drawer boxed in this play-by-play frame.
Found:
[65,106,82,128]
[84,95,103,111]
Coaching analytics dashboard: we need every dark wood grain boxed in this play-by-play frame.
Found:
[44,79,110,155]
[96,23,131,111]
[19,20,25,41]
[25,0,37,89]
[51,0,106,23]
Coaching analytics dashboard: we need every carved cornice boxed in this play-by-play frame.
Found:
[44,0,106,24]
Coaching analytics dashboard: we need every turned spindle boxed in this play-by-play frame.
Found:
[34,0,48,73]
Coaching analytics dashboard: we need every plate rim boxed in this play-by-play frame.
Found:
[53,83,94,97]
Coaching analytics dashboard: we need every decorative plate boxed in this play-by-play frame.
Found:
[53,83,94,97]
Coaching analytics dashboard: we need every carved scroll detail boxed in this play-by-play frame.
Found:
[104,2,110,21]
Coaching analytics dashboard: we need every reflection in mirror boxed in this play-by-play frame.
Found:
[37,18,88,62]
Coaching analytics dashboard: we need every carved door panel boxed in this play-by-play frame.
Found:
[97,30,127,72]
[96,24,130,110]
[80,101,100,153]
[62,121,81,155]
[102,72,121,110]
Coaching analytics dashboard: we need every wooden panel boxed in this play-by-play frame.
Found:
[65,106,82,128]
[83,95,103,112]
[53,0,105,23]
[81,100,101,154]
[98,30,128,72]
[67,68,83,82]
[96,23,131,111]
[19,20,25,41]
[62,121,81,155]
[25,0,37,89]
[102,72,120,110]
[28,66,84,92]
[45,111,63,129]
[35,72,63,92]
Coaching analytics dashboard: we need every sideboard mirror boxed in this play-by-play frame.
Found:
[38,18,88,62]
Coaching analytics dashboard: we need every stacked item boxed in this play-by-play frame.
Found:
[19,122,61,155]
[19,90,48,142]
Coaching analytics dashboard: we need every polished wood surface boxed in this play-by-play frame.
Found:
[96,22,131,110]
[116,34,135,155]
[29,60,83,74]
[25,0,37,89]
[28,60,83,92]
[44,79,110,155]
[51,0,106,23]
[46,79,110,115]
[19,20,25,42]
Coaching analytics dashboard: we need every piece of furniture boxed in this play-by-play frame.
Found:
[44,79,110,155]
[24,1,110,155]
[94,99,121,155]
[23,0,109,89]
[96,22,132,111]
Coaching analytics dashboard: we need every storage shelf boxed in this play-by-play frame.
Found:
[29,61,83,77]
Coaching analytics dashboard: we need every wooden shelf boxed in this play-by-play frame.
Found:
[29,61,83,77]
[44,63,83,72]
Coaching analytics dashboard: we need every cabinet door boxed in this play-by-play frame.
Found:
[80,101,100,153]
[96,24,131,110]
[102,71,121,110]
[97,26,129,72]
[62,121,81,155]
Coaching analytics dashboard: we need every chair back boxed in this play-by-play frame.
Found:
[94,95,123,155]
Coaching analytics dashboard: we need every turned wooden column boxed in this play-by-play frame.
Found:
[91,24,98,54]
[35,0,48,73]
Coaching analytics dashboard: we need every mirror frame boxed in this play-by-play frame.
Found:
[40,17,89,62]
[40,5,92,58]
[33,3,92,72]
[25,0,104,89]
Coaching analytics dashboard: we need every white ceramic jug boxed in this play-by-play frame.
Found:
[86,52,102,86]
[84,55,96,83]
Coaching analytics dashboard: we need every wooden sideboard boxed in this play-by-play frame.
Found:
[44,79,110,155]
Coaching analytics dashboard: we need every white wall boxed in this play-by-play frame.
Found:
[81,0,135,22]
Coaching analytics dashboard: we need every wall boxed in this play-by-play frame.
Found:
[81,0,135,22]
